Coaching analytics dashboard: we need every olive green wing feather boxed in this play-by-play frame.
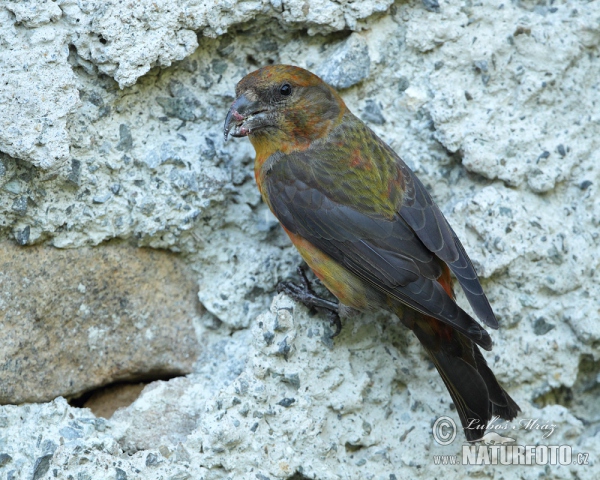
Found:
[311,116,498,329]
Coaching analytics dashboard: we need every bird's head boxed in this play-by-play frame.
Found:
[224,65,347,154]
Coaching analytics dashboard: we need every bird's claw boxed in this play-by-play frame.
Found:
[327,310,342,338]
[276,279,316,312]
[296,265,315,295]
[277,266,342,337]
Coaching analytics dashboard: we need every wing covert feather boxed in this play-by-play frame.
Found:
[266,160,492,350]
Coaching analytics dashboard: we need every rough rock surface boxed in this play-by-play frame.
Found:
[0,296,598,479]
[0,241,201,404]
[1,0,599,478]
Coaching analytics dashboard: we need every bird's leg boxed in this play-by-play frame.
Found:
[326,310,343,338]
[277,266,339,311]
[277,266,342,338]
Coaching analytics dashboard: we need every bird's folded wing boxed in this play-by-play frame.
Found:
[266,158,492,350]
[396,160,498,329]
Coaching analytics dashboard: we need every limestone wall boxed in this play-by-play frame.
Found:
[0,0,599,478]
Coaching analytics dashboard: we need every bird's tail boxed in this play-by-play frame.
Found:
[409,313,520,442]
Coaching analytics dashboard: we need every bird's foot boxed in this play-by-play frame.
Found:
[277,266,341,338]
[327,310,342,338]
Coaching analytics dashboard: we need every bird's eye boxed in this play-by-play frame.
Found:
[280,83,292,96]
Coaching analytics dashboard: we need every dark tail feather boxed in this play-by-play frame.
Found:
[413,325,520,441]
[425,346,491,441]
[472,344,521,421]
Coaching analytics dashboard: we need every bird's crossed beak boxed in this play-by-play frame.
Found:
[224,94,268,141]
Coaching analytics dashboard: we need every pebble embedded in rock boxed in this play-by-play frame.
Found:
[361,100,386,125]
[116,124,133,152]
[422,0,440,12]
[316,34,370,90]
[32,455,52,480]
[0,453,11,467]
[277,397,295,408]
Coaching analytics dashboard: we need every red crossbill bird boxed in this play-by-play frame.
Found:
[224,64,520,441]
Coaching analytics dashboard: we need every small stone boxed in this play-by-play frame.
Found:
[169,473,191,480]
[2,180,21,194]
[92,193,111,204]
[143,150,161,169]
[557,144,567,157]
[422,0,440,12]
[115,468,127,480]
[95,418,107,432]
[217,37,234,57]
[0,453,12,467]
[317,34,370,89]
[201,137,216,161]
[397,76,410,91]
[276,337,290,358]
[110,183,121,195]
[140,200,156,215]
[263,331,274,345]
[159,142,183,165]
[41,440,57,455]
[174,443,191,463]
[579,180,592,190]
[11,196,28,215]
[32,454,52,480]
[116,124,133,152]
[527,168,555,193]
[474,60,488,72]
[158,445,171,459]
[156,81,201,121]
[538,150,550,161]
[146,452,159,466]
[15,226,30,245]
[87,91,104,107]
[156,97,197,121]
[281,373,300,389]
[362,100,386,125]
[277,397,295,407]
[533,317,555,336]
[211,59,228,75]
[59,427,82,440]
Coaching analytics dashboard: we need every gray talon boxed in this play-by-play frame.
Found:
[277,266,342,337]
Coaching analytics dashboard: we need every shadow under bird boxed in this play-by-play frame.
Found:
[224,64,520,441]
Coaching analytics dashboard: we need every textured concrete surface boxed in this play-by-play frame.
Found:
[0,0,599,478]
[0,241,201,404]
[0,296,598,479]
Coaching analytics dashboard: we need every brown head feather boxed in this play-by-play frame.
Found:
[232,65,348,167]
